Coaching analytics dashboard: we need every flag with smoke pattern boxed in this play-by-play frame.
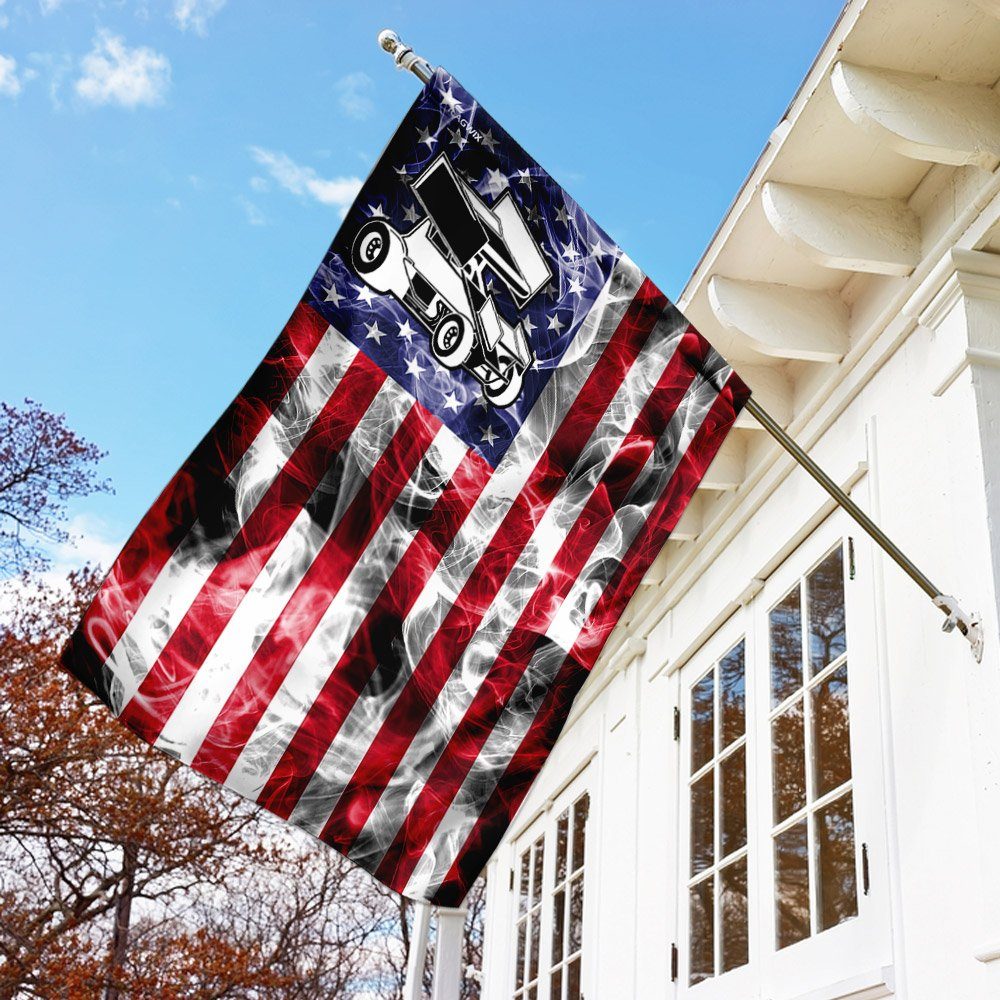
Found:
[63,68,749,905]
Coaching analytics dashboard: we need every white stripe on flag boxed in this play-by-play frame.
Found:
[405,370,724,900]
[341,308,691,866]
[151,378,415,764]
[101,327,359,713]
[223,258,639,825]
[222,415,469,801]
[283,258,645,835]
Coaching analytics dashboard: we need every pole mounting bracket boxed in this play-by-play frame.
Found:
[934,594,984,663]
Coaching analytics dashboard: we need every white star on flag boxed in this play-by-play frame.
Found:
[405,356,426,379]
[364,321,385,344]
[356,285,378,305]
[555,204,570,226]
[440,88,463,113]
[522,314,536,337]
[589,239,606,258]
[480,424,498,445]
[516,168,533,190]
[418,127,437,150]
[402,204,420,224]
[448,126,468,149]
[442,392,461,412]
[482,168,509,197]
[397,319,419,343]
[474,394,490,410]
[567,276,585,296]
[323,285,345,306]
[366,203,388,218]
[561,241,580,261]
[480,128,498,153]
[547,313,566,334]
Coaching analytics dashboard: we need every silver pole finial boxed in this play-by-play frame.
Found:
[376,28,434,85]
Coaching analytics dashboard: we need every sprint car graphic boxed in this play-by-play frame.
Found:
[350,154,550,408]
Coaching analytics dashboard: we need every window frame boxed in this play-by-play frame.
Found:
[508,768,593,1000]
[676,513,892,997]
[676,608,758,998]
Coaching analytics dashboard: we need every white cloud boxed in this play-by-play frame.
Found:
[172,0,226,35]
[38,0,63,13]
[236,194,266,226]
[0,53,22,96]
[0,513,124,620]
[48,513,124,573]
[249,146,362,217]
[75,31,170,108]
[249,175,269,193]
[28,51,72,107]
[335,70,374,120]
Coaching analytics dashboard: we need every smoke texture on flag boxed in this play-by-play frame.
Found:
[62,68,750,905]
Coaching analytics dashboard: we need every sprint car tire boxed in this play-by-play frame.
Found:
[432,313,475,369]
[352,221,392,274]
[483,368,524,408]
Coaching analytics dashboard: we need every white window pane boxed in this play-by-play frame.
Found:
[721,857,749,973]
[692,671,715,771]
[551,887,564,962]
[808,547,846,674]
[572,794,588,873]
[812,662,852,798]
[816,793,858,932]
[770,584,803,707]
[689,876,714,984]
[691,770,714,876]
[721,639,746,748]
[569,874,584,954]
[775,819,810,950]
[772,700,806,824]
[555,810,568,884]
[721,747,747,857]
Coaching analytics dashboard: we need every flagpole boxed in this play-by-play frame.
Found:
[374,28,984,664]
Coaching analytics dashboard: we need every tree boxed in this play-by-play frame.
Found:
[0,401,486,998]
[0,399,111,575]
[0,566,441,999]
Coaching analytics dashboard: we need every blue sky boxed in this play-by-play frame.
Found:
[2,0,844,560]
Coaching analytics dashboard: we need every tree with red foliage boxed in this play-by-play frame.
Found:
[0,400,484,998]
[0,400,111,575]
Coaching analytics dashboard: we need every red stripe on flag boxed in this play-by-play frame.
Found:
[118,351,386,745]
[372,330,711,889]
[62,303,331,695]
[190,404,444,783]
[254,447,493,818]
[429,370,750,905]
[288,279,668,843]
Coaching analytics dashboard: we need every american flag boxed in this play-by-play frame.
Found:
[63,69,749,905]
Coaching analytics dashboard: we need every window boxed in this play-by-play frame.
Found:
[676,525,890,995]
[550,793,589,1000]
[769,545,857,950]
[510,781,590,1000]
[514,835,544,1000]
[687,640,749,985]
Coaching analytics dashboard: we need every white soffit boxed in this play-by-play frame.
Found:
[762,181,921,276]
[832,61,1000,168]
[843,0,1000,81]
[708,276,849,363]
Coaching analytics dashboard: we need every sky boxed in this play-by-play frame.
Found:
[2,0,846,567]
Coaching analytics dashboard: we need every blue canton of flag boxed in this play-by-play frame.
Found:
[306,72,617,467]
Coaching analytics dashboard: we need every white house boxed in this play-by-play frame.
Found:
[477,1,1000,997]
